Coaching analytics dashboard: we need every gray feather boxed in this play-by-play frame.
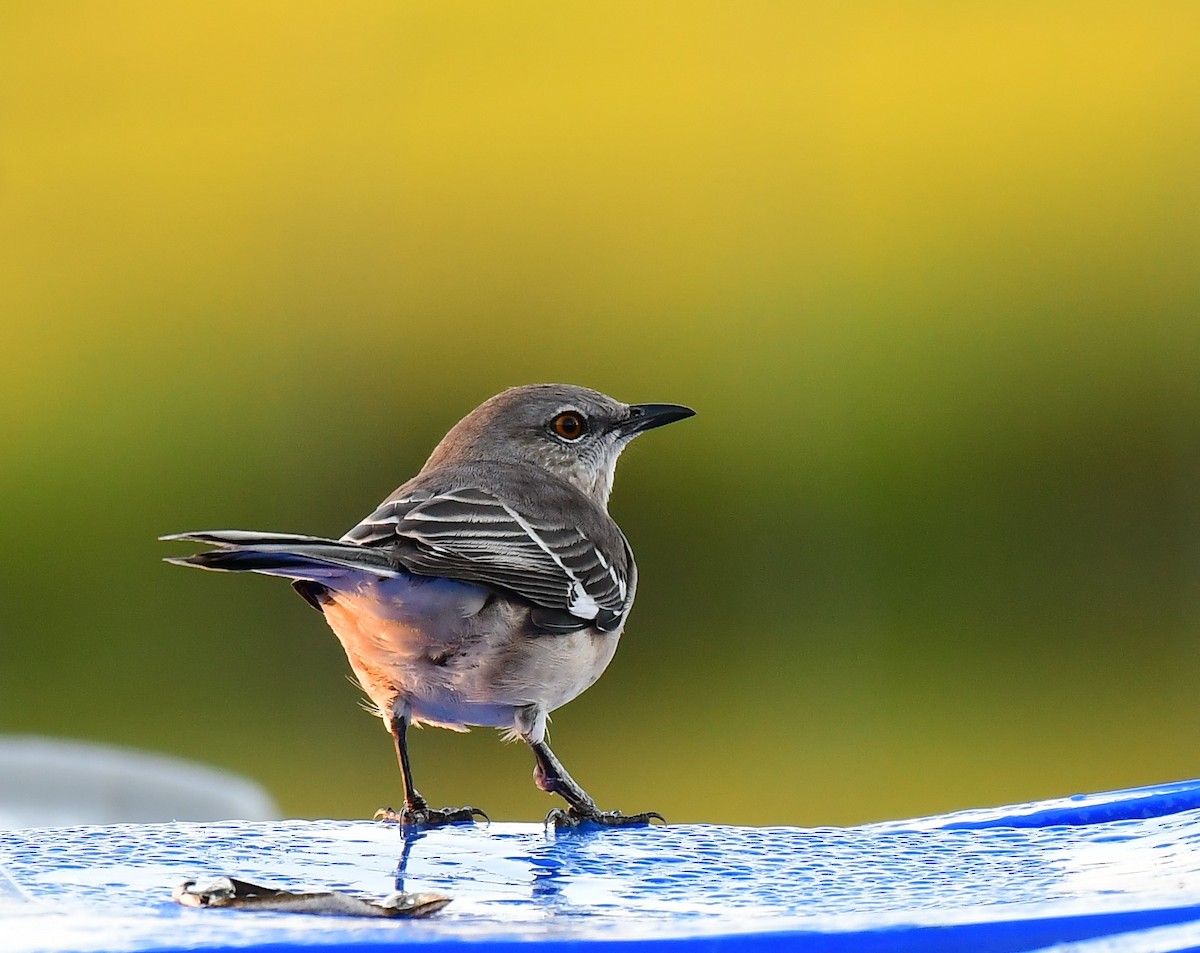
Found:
[342,477,633,630]
[162,532,399,580]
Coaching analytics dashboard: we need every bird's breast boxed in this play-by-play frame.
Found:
[338,573,492,635]
[315,572,623,731]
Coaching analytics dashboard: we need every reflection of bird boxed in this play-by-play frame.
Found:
[164,384,694,828]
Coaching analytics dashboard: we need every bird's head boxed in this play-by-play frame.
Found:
[423,384,695,507]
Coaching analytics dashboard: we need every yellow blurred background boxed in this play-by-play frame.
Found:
[2,2,1199,825]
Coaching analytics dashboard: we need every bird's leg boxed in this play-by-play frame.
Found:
[374,712,487,827]
[529,739,597,813]
[529,738,663,829]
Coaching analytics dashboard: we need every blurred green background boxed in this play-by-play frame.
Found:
[2,2,1199,826]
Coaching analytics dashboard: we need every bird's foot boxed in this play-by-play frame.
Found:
[374,805,488,828]
[545,807,665,830]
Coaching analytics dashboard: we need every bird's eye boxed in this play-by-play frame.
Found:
[551,412,587,441]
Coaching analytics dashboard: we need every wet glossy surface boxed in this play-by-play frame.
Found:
[5,779,1200,951]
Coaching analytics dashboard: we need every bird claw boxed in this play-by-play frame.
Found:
[545,807,665,829]
[374,805,488,827]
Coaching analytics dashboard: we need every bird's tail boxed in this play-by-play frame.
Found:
[160,530,398,582]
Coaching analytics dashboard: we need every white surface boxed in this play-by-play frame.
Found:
[0,736,279,827]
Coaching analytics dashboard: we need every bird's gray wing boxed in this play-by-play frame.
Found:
[343,487,631,632]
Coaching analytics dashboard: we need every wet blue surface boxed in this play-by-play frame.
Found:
[4,779,1200,951]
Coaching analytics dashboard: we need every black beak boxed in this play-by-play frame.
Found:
[617,402,696,436]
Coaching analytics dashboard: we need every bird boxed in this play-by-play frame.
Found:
[162,384,694,828]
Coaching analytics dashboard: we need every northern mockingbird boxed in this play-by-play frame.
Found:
[163,384,694,828]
